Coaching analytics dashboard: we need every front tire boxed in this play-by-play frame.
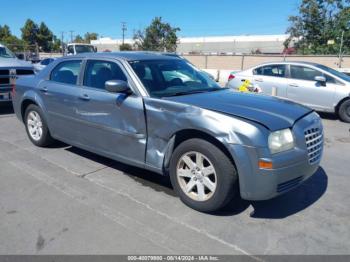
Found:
[169,138,238,212]
[338,99,350,123]
[24,104,53,147]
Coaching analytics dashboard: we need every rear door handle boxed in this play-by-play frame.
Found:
[289,83,299,87]
[254,78,264,82]
[79,94,90,101]
[40,87,48,93]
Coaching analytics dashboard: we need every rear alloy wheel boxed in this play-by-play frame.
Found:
[27,111,43,141]
[338,99,350,123]
[170,138,238,212]
[25,104,53,147]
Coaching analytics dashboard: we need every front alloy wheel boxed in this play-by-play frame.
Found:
[177,152,217,202]
[169,138,238,212]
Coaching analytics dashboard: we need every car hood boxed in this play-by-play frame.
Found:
[164,89,312,131]
[0,57,33,69]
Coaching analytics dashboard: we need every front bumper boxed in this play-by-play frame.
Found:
[229,112,323,201]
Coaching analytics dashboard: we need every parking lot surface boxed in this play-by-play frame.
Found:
[0,105,349,256]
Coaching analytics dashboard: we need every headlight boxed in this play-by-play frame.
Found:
[268,128,294,154]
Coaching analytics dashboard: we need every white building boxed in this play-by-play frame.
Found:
[91,34,291,54]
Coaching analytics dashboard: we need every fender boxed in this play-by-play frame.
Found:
[20,89,49,126]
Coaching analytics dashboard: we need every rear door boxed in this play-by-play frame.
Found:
[76,59,147,164]
[251,64,289,97]
[38,59,83,142]
[287,65,336,111]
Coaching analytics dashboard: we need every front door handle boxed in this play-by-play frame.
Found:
[254,78,264,82]
[289,83,299,87]
[79,94,90,101]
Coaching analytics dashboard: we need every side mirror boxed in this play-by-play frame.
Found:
[105,80,131,94]
[315,76,326,86]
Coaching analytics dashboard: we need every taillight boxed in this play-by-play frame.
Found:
[228,74,235,81]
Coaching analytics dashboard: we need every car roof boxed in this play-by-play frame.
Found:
[253,61,324,68]
[60,51,181,62]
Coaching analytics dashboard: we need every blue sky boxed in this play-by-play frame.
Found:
[0,0,300,40]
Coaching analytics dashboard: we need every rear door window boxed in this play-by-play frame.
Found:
[254,64,286,78]
[50,60,82,85]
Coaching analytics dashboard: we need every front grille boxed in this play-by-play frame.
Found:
[0,68,34,87]
[0,77,10,85]
[0,69,10,86]
[0,70,9,76]
[16,69,34,75]
[277,176,303,193]
[304,127,323,164]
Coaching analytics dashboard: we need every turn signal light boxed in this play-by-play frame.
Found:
[259,160,273,169]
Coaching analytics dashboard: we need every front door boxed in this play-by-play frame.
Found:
[76,59,147,164]
[287,65,336,111]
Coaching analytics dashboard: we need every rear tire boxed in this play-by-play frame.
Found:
[24,104,54,147]
[338,99,350,123]
[169,138,238,212]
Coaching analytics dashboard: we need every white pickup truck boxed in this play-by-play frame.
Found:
[66,43,97,55]
[0,43,34,103]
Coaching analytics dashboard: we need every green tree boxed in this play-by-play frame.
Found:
[119,43,133,51]
[84,32,98,43]
[52,35,62,52]
[21,19,39,49]
[0,24,11,40]
[0,24,25,52]
[37,22,54,52]
[285,0,350,54]
[73,35,85,43]
[133,17,180,52]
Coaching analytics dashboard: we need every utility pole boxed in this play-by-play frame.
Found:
[338,30,344,68]
[61,31,65,55]
[69,30,74,43]
[121,22,127,45]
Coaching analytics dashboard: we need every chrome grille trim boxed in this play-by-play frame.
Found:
[0,68,34,87]
[304,127,323,165]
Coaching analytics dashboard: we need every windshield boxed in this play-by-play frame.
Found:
[316,64,350,82]
[0,46,16,58]
[129,59,222,97]
[74,45,95,54]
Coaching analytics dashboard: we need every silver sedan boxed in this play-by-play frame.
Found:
[227,62,350,123]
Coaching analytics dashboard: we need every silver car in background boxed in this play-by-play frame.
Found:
[227,62,350,123]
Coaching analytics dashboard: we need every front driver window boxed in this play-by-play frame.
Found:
[50,60,82,85]
[290,66,322,81]
[83,60,127,90]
